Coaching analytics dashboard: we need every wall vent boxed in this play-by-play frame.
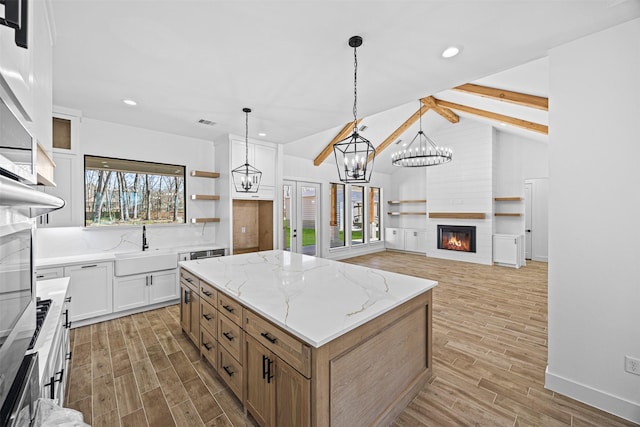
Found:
[198,119,216,126]
[359,125,368,132]
[395,139,403,145]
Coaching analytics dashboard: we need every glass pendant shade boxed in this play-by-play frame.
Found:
[232,107,262,193]
[333,131,375,183]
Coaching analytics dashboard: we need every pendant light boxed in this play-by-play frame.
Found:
[333,36,376,183]
[391,101,453,167]
[231,108,262,193]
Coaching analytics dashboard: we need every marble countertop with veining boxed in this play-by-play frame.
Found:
[179,250,437,347]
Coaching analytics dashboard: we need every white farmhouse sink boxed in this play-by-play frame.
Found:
[114,250,177,276]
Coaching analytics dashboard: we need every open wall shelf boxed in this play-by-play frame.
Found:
[191,170,220,178]
[429,212,486,219]
[495,213,521,217]
[388,200,427,204]
[388,212,427,216]
[191,217,220,223]
[191,195,220,200]
[494,197,523,201]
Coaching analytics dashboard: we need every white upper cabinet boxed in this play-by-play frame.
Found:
[231,139,276,199]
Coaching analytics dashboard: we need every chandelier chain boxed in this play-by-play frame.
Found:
[245,109,249,164]
[353,44,358,133]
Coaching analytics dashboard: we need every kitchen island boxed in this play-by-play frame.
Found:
[179,250,436,427]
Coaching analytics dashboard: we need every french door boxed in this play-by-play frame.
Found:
[282,181,320,256]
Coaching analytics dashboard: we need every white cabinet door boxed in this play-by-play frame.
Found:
[35,267,64,281]
[114,270,178,312]
[404,229,427,253]
[29,0,53,152]
[113,274,148,312]
[493,234,519,266]
[149,270,178,304]
[385,228,405,250]
[253,143,276,188]
[0,1,33,123]
[39,153,77,227]
[64,262,113,322]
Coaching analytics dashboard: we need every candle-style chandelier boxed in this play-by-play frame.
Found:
[231,108,262,192]
[391,101,453,167]
[333,36,376,183]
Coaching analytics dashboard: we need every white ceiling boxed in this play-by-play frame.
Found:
[52,0,640,163]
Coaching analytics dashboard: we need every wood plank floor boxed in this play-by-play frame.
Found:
[64,251,637,426]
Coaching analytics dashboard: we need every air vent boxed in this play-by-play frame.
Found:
[198,119,216,126]
[395,139,403,145]
[359,125,368,132]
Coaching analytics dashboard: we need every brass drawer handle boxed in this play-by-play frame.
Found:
[222,331,234,341]
[222,304,235,313]
[260,332,277,344]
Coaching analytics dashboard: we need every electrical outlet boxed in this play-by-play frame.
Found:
[241,226,246,233]
[625,355,640,376]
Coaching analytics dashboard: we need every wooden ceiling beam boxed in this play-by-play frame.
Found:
[313,119,362,166]
[434,99,548,134]
[368,106,430,161]
[421,96,459,123]
[453,83,548,110]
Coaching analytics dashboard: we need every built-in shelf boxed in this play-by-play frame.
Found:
[429,212,486,219]
[494,213,521,217]
[388,200,427,204]
[494,197,523,201]
[191,217,220,224]
[191,170,220,178]
[388,212,427,216]
[191,195,220,200]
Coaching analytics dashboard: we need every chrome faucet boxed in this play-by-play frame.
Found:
[142,225,149,251]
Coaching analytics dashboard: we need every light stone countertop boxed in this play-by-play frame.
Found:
[35,243,226,268]
[179,250,437,348]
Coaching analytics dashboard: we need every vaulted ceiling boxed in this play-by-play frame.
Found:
[51,1,640,162]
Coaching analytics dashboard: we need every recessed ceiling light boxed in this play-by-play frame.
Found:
[441,46,461,59]
[258,132,267,137]
[123,99,137,106]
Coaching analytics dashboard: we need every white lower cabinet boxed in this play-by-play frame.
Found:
[35,267,64,281]
[63,262,113,322]
[493,234,525,268]
[114,270,178,312]
[385,228,426,253]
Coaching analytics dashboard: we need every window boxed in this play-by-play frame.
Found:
[351,185,364,245]
[369,187,381,241]
[329,183,345,248]
[84,155,186,226]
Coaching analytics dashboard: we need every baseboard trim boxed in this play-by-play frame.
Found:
[545,366,640,424]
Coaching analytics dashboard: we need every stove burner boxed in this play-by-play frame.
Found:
[28,298,52,350]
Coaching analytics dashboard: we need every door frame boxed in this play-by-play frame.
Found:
[282,180,322,256]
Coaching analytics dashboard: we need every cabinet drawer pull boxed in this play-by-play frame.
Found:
[222,365,234,377]
[222,305,234,313]
[36,274,44,279]
[81,264,98,269]
[203,314,213,321]
[267,358,273,384]
[146,276,149,286]
[66,352,72,361]
[45,376,55,399]
[203,342,212,351]
[222,331,234,341]
[65,296,72,303]
[260,332,277,344]
[64,309,72,329]
[184,289,190,304]
[185,277,193,283]
[55,369,65,383]
[262,354,268,379]
[202,290,213,297]
[150,275,153,285]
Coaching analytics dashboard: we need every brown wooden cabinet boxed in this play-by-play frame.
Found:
[245,335,310,427]
[180,270,200,346]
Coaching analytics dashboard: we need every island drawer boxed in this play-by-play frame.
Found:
[218,345,243,401]
[244,310,311,378]
[200,329,217,367]
[180,269,199,291]
[218,313,242,361]
[218,294,243,326]
[200,300,217,336]
[200,281,217,307]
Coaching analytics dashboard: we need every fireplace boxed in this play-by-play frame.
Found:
[437,225,476,253]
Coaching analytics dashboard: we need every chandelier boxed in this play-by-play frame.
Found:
[333,35,376,183]
[231,108,262,192]
[391,102,453,167]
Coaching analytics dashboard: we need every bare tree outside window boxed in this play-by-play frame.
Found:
[84,156,185,226]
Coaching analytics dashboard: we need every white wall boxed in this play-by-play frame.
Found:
[426,119,494,265]
[493,131,548,236]
[282,153,390,260]
[546,18,640,423]
[36,118,218,258]
[388,167,427,230]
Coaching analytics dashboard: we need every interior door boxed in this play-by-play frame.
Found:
[283,181,320,256]
[524,182,533,259]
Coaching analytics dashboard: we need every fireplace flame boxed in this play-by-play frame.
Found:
[444,234,470,251]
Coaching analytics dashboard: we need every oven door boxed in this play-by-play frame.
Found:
[0,353,39,427]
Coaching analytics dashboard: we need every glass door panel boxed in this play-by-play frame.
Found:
[282,181,320,256]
